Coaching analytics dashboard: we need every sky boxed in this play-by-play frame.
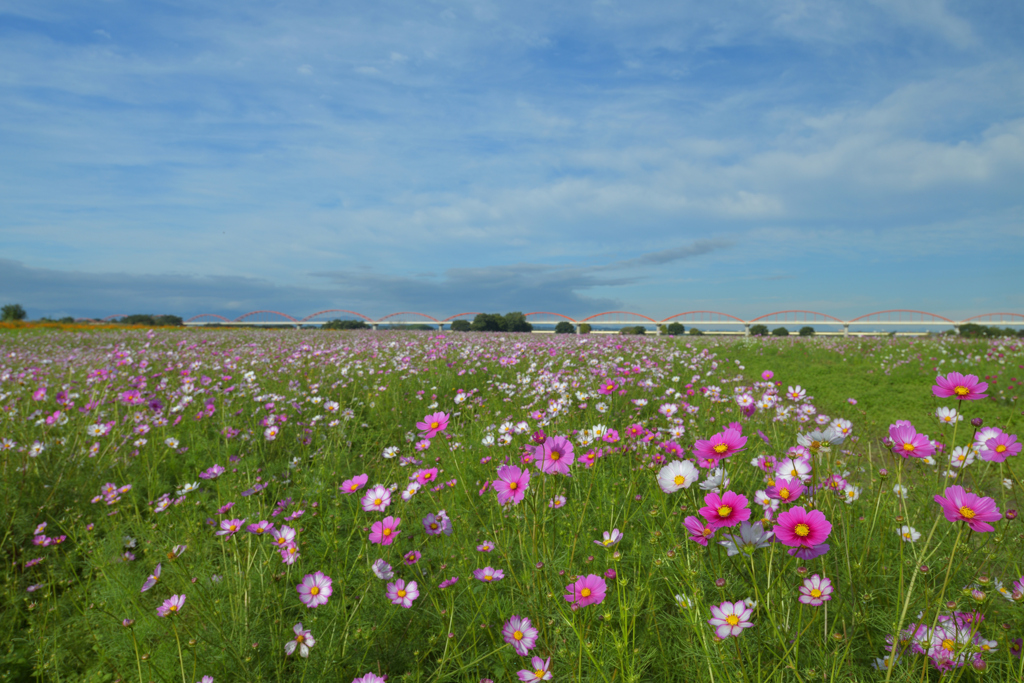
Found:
[1,0,1022,323]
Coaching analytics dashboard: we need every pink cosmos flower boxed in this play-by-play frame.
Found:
[766,477,804,504]
[477,541,495,552]
[934,486,1002,532]
[416,411,450,438]
[684,516,715,546]
[371,559,394,580]
[517,656,553,682]
[414,467,439,485]
[933,372,988,401]
[503,615,539,656]
[370,516,401,545]
[422,511,452,536]
[798,575,833,606]
[888,421,935,459]
[271,525,296,548]
[762,370,774,380]
[297,571,333,608]
[534,436,574,475]
[979,433,1020,462]
[216,518,246,537]
[352,673,387,683]
[693,428,747,464]
[284,623,315,657]
[473,567,504,583]
[341,473,368,494]
[361,485,392,512]
[403,550,421,565]
[494,465,530,506]
[597,380,618,395]
[247,520,275,536]
[563,574,606,608]
[157,594,186,617]
[708,600,753,638]
[140,563,161,592]
[699,491,751,530]
[775,507,832,548]
[280,543,300,565]
[594,529,623,547]
[386,578,419,608]
[625,424,645,438]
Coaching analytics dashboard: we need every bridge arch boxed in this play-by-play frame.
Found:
[234,310,298,323]
[660,311,745,324]
[580,311,657,324]
[849,310,953,324]
[524,311,578,324]
[749,310,843,324]
[300,309,372,322]
[378,311,441,324]
[442,312,483,322]
[185,314,231,323]
[962,313,1024,325]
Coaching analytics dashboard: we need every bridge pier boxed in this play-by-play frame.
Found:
[744,324,750,336]
[843,324,849,338]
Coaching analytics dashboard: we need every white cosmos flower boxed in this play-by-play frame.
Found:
[656,460,698,493]
[699,467,730,492]
[383,446,400,459]
[898,526,921,543]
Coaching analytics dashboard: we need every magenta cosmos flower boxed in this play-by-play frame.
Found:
[684,516,715,546]
[157,594,186,617]
[352,673,387,683]
[503,615,539,656]
[888,421,935,459]
[473,567,504,583]
[563,574,606,608]
[699,491,751,530]
[416,411,450,438]
[140,563,161,592]
[361,485,392,512]
[386,578,419,608]
[934,485,1002,532]
[297,571,333,608]
[341,473,368,494]
[766,477,804,504]
[708,600,754,638]
[369,516,401,545]
[534,436,574,475]
[933,372,988,401]
[216,518,246,537]
[980,433,1020,462]
[798,575,833,606]
[775,507,832,548]
[693,428,747,464]
[494,465,530,506]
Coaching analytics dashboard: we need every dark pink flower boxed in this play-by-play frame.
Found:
[888,421,935,459]
[934,485,1001,532]
[369,516,401,545]
[766,477,804,504]
[563,574,606,608]
[933,372,988,400]
[416,412,450,438]
[979,433,1020,462]
[693,428,747,464]
[494,466,530,506]
[684,516,715,546]
[340,473,368,494]
[534,436,574,475]
[775,507,832,548]
[698,491,751,530]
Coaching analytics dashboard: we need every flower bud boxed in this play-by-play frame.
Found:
[971,589,986,603]
[1007,509,1018,520]
[714,577,726,587]
[971,418,983,427]
[122,618,135,628]
[919,565,929,573]
[878,468,889,478]
[796,566,809,576]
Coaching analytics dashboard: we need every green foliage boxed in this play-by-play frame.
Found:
[322,319,370,330]
[618,325,647,335]
[471,312,533,333]
[959,322,1023,338]
[502,311,533,333]
[1,303,27,321]
[117,314,184,326]
[554,321,575,334]
[449,319,472,332]
[578,323,592,334]
[748,324,769,336]
[665,322,685,336]
[688,327,703,335]
[771,326,789,336]
[799,326,815,336]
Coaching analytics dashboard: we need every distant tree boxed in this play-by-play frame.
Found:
[799,326,815,336]
[578,323,592,334]
[502,312,533,333]
[554,321,575,334]
[323,319,370,330]
[471,313,505,332]
[749,324,769,336]
[1,304,27,321]
[772,327,790,336]
[619,326,647,335]
[666,322,685,336]
[688,327,703,336]
[119,314,184,326]
[450,319,471,332]
[407,324,434,331]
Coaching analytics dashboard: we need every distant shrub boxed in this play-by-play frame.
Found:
[323,319,370,330]
[117,314,184,326]
[799,326,815,336]
[959,323,1021,338]
[554,321,576,334]
[749,324,769,336]
[578,323,592,334]
[449,320,471,332]
[665,322,685,336]
[471,313,533,333]
[688,327,703,336]
[772,327,790,336]
[1,304,26,321]
[619,326,647,335]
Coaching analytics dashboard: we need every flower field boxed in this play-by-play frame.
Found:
[1,329,1022,683]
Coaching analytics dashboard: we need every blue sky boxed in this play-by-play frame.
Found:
[1,0,1022,322]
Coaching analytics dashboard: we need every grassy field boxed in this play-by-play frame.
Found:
[1,329,1021,683]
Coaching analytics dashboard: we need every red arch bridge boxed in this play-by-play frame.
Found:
[160,310,1024,336]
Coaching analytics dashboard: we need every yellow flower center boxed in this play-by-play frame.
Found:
[430,421,439,429]
[534,670,545,678]
[310,586,319,596]
[942,638,955,652]
[713,443,729,455]
[779,488,790,499]
[169,605,178,612]
[954,386,969,397]
[718,506,732,518]
[374,498,382,505]
[581,588,591,598]
[485,575,492,581]
[902,443,915,452]
[383,528,392,536]
[397,589,406,598]
[513,630,523,641]
[603,539,612,545]
[296,634,304,643]
[229,524,237,531]
[959,506,976,519]
[810,588,822,598]
[350,483,358,490]
[794,523,810,537]
[509,482,518,490]
[550,451,562,461]
[726,614,739,626]
[674,475,686,485]
[996,445,1006,453]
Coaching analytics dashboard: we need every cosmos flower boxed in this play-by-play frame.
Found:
[699,491,751,530]
[296,571,333,608]
[503,615,539,656]
[517,656,553,682]
[684,516,715,546]
[534,436,574,475]
[798,575,833,606]
[284,623,315,657]
[416,412,450,438]
[361,485,392,512]
[157,594,186,617]
[708,600,754,638]
[386,579,419,608]
[766,477,804,504]
[494,466,530,506]
[341,474,368,494]
[775,507,832,548]
[370,517,401,545]
[933,372,988,400]
[140,563,161,592]
[657,460,699,493]
[473,567,505,583]
[934,486,1001,532]
[693,428,747,464]
[371,559,394,580]
[594,528,623,548]
[719,521,773,557]
[216,518,246,538]
[979,433,1020,463]
[563,574,606,608]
